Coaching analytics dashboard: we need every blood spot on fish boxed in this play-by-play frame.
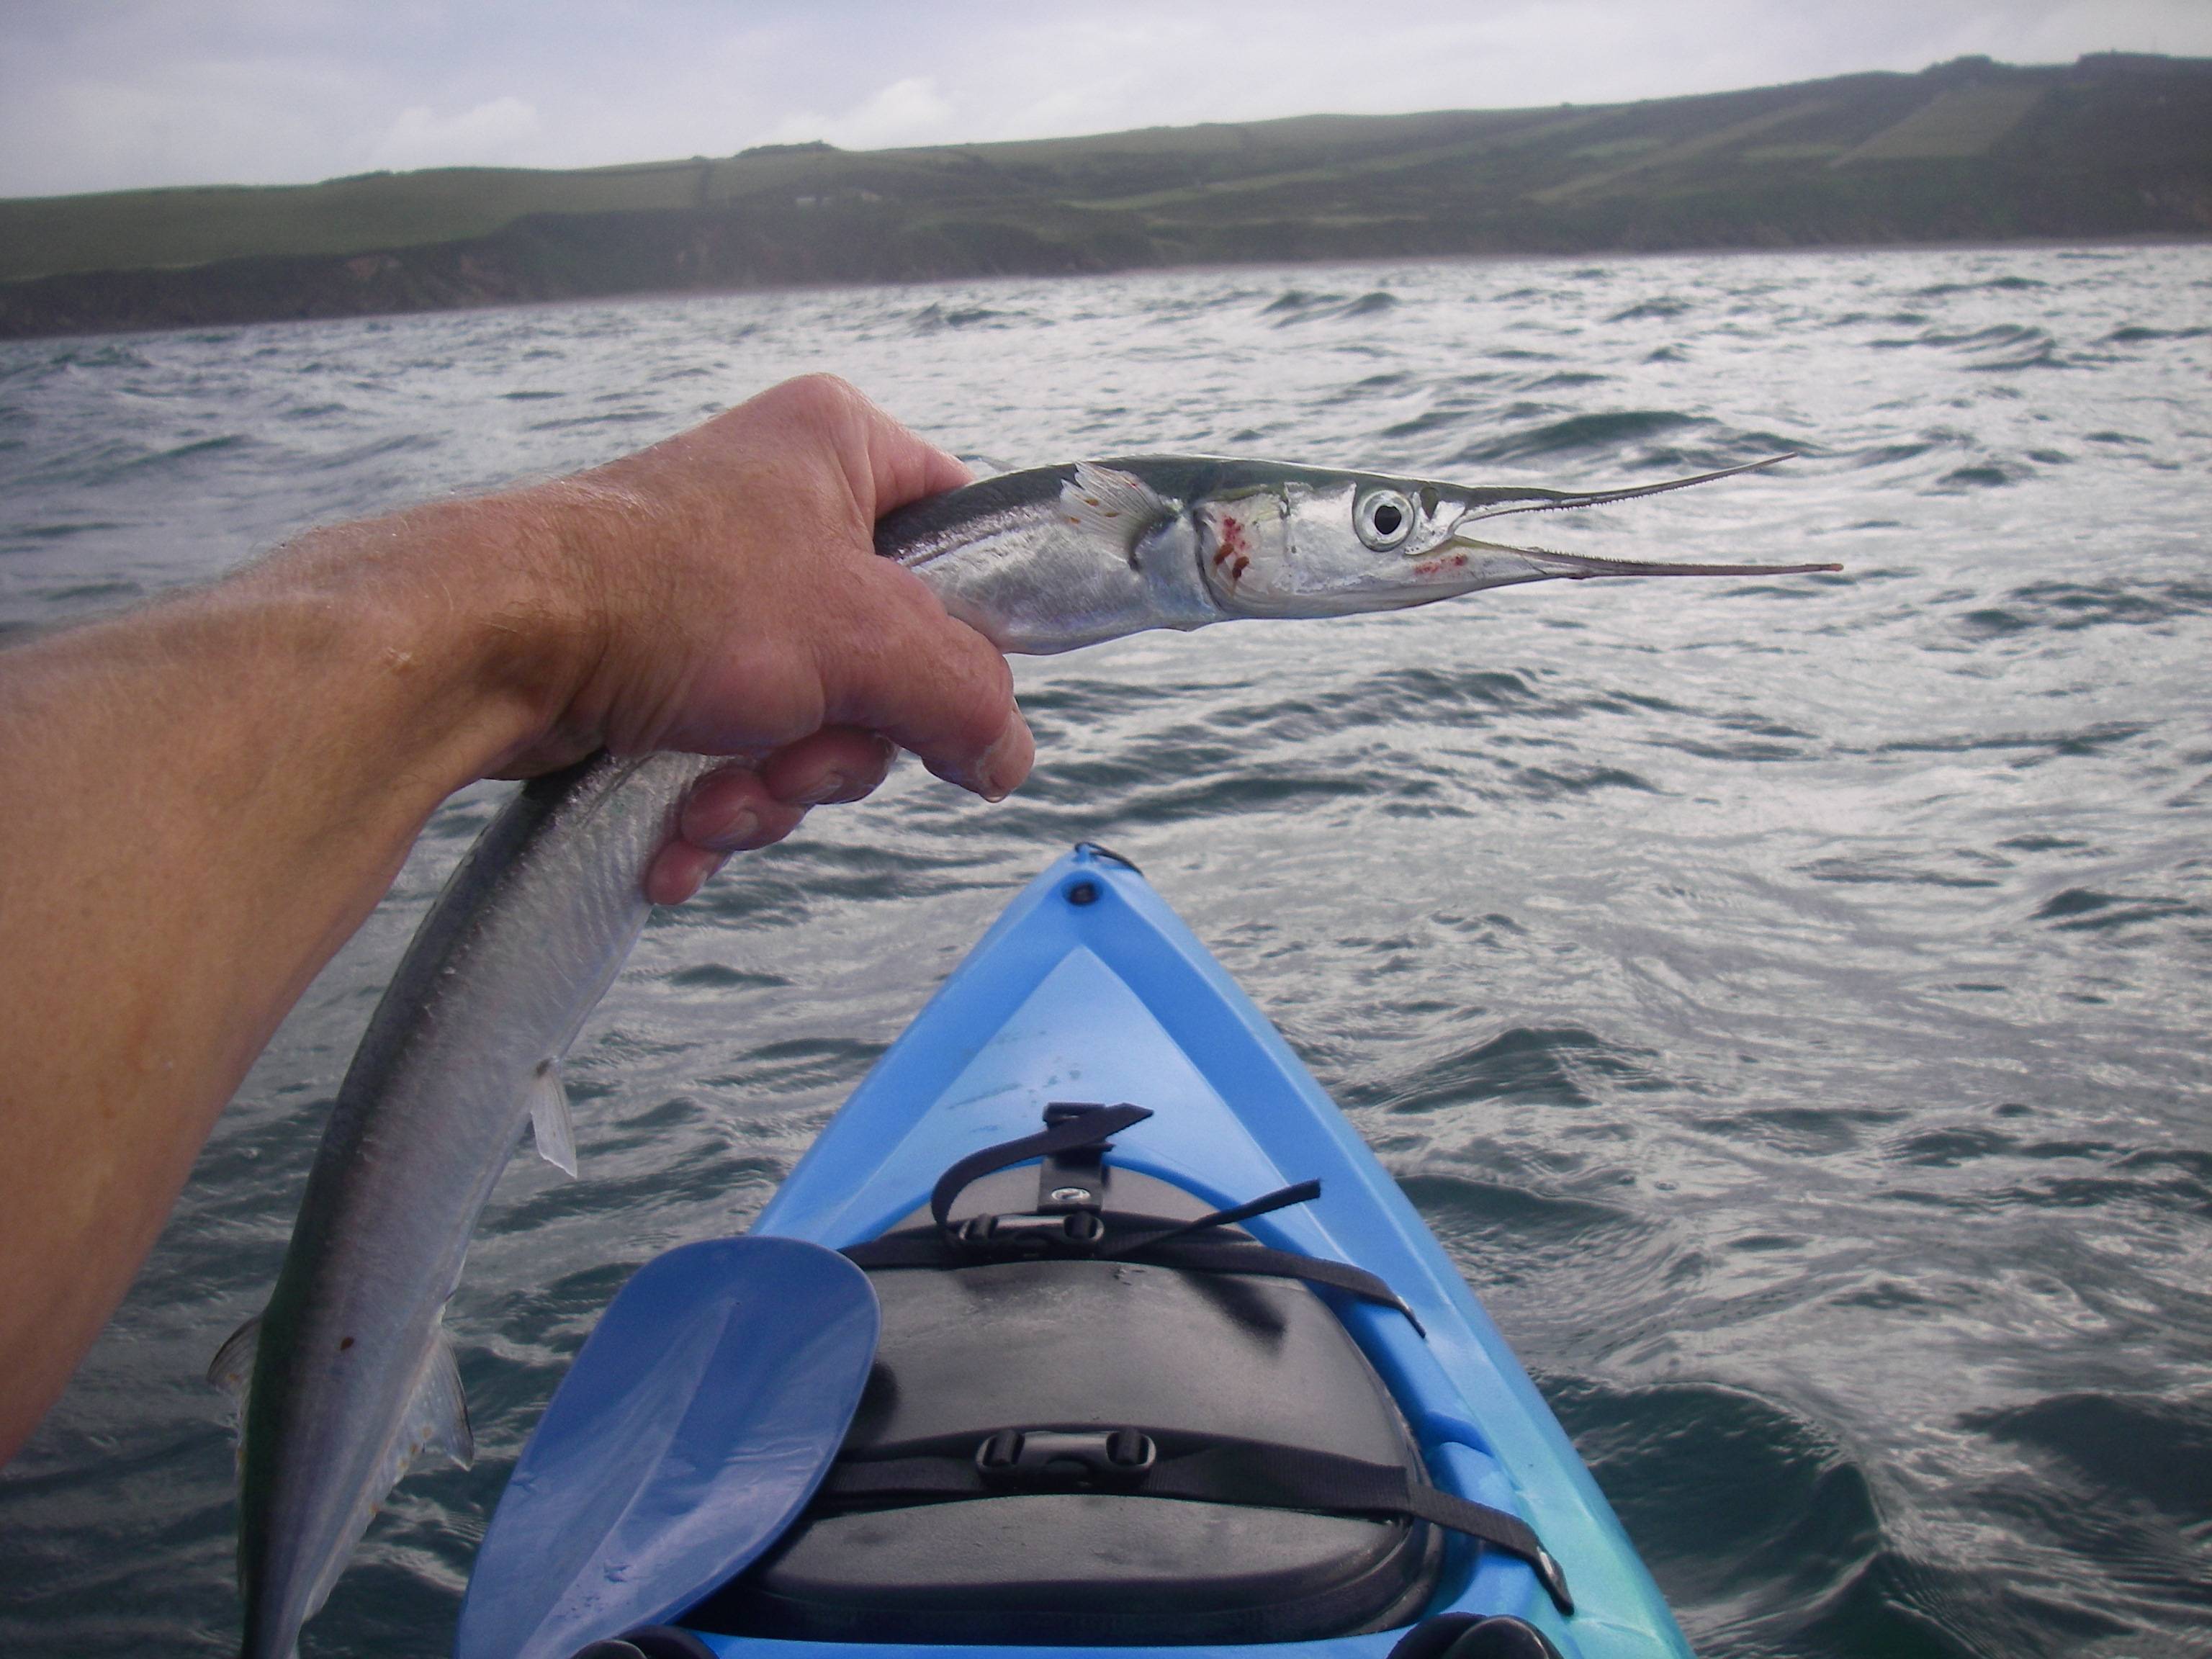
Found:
[338,1337,355,1352]
[1213,515,1248,568]
[1413,559,1439,577]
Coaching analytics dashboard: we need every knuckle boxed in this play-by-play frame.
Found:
[773,373,863,428]
[951,629,1016,721]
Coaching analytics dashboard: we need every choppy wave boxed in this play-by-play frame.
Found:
[2,243,2208,1659]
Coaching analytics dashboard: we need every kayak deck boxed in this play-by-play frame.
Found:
[727,848,1688,1659]
[457,849,1681,1654]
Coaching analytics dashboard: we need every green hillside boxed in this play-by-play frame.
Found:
[0,160,719,281]
[3,52,2206,339]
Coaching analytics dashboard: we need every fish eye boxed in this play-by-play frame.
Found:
[1355,488,1416,550]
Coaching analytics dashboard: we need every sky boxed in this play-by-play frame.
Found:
[4,0,2208,199]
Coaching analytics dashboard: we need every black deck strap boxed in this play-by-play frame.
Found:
[927,1103,1152,1238]
[839,1220,1421,1331]
[1113,1236,1424,1335]
[1168,1443,1571,1617]
[1073,840,1141,872]
[1036,1102,1115,1214]
[817,1434,1570,1617]
[1106,1179,1323,1253]
[837,1231,963,1269]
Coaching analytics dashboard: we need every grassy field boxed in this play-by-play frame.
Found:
[0,161,724,282]
[3,52,2206,338]
[1837,84,2049,163]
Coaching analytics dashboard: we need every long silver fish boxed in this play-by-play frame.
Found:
[214,453,1833,1657]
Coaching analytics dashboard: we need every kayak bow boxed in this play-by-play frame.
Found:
[461,847,1691,1659]
[228,447,1816,1659]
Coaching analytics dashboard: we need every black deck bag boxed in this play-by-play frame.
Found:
[688,1161,1443,1645]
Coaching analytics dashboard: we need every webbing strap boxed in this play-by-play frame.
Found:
[1121,1238,1424,1334]
[838,1225,1421,1331]
[928,1104,1152,1236]
[818,1434,1571,1616]
[855,1104,1421,1335]
[1109,1179,1323,1252]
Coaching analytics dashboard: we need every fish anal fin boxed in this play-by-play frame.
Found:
[292,1329,475,1633]
[526,1060,578,1178]
[1061,462,1177,566]
[406,1329,475,1472]
[207,1313,261,1462]
[207,1313,261,1401]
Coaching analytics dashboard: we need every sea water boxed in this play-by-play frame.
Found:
[1,244,2207,1658]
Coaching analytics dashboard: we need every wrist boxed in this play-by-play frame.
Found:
[267,487,609,786]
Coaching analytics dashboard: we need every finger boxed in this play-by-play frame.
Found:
[677,764,809,853]
[757,727,897,807]
[946,705,1033,804]
[793,375,972,516]
[858,406,971,515]
[814,564,1032,799]
[644,842,727,907]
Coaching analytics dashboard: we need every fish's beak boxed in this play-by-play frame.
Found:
[1439,455,1840,580]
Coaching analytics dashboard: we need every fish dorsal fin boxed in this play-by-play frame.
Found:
[1059,462,1177,564]
[526,1061,578,1178]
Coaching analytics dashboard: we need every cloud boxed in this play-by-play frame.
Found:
[3,0,2210,197]
[369,95,541,171]
[762,77,957,151]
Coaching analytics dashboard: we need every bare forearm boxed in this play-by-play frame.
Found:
[0,496,569,1455]
[0,374,1026,1462]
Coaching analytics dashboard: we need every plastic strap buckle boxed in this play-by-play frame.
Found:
[974,1428,1157,1489]
[954,1210,1107,1257]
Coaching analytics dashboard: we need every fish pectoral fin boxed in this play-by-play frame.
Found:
[526,1060,579,1178]
[403,1330,475,1473]
[1061,462,1178,566]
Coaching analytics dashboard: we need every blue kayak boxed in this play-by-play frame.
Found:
[459,846,1692,1659]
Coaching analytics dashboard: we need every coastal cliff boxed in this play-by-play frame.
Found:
[4,53,2206,341]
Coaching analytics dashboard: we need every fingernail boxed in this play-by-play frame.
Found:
[976,719,1031,803]
[700,808,759,851]
[790,770,854,808]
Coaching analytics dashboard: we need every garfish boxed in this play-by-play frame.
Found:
[215,452,1834,1657]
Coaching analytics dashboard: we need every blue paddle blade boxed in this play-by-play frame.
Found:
[455,1236,879,1659]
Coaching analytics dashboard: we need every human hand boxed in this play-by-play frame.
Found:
[493,374,1032,902]
[0,375,1030,1457]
